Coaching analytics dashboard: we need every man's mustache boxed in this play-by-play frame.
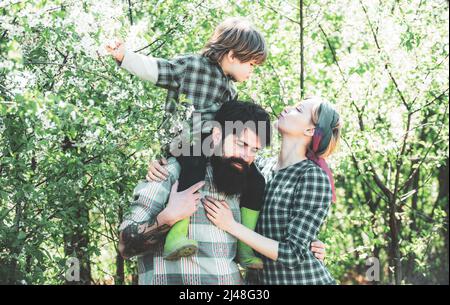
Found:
[222,157,250,171]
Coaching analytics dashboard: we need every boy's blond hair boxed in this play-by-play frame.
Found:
[202,17,267,65]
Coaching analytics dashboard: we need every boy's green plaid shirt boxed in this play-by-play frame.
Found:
[254,157,336,285]
[119,158,244,285]
[156,54,238,122]
[121,50,238,132]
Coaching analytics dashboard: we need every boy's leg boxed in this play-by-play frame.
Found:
[163,155,207,260]
[177,155,208,191]
[238,163,265,269]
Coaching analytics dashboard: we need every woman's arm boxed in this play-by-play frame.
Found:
[203,166,330,265]
[230,220,280,261]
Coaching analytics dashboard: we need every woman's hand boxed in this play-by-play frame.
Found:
[202,196,237,233]
[146,157,169,182]
[310,240,326,262]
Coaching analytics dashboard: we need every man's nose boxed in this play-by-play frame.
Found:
[240,150,248,162]
[241,150,254,164]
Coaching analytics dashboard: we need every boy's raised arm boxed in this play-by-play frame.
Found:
[106,40,158,84]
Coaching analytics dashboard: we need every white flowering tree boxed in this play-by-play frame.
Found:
[1,0,448,284]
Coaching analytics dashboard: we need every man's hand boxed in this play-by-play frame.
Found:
[310,240,326,261]
[119,180,205,259]
[160,180,205,226]
[105,39,125,64]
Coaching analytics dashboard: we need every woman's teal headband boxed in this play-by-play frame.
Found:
[313,102,339,156]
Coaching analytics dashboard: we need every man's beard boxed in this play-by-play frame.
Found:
[210,156,250,197]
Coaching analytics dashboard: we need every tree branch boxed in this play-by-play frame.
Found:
[342,135,392,201]
[359,0,410,110]
[127,0,133,25]
[400,105,449,192]
[318,24,347,82]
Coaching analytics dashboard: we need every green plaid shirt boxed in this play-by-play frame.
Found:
[119,158,243,285]
[156,54,237,130]
[254,157,336,285]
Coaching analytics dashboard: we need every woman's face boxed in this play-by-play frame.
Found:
[275,99,317,138]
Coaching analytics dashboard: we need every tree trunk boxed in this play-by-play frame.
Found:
[437,157,449,284]
[64,200,91,285]
[388,195,402,284]
[116,205,125,285]
[405,159,420,282]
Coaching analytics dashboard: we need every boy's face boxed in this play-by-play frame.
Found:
[221,51,258,82]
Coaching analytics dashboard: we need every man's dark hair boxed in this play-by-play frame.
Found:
[213,100,272,147]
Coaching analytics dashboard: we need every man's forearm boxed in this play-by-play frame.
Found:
[119,211,172,259]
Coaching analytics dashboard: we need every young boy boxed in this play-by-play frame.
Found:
[107,17,267,269]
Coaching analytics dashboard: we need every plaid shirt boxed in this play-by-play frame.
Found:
[156,54,237,132]
[119,158,243,285]
[254,157,336,285]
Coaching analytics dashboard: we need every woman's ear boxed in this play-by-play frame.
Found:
[304,127,315,137]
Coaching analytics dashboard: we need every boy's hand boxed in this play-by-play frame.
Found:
[146,157,169,182]
[105,40,125,64]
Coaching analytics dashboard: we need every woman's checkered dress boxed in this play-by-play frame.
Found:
[254,157,336,285]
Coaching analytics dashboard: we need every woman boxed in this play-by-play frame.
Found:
[202,97,342,285]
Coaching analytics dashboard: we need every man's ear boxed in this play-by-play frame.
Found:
[304,127,315,137]
[212,127,222,146]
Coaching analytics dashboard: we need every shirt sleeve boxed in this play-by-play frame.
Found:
[119,159,180,232]
[120,49,158,83]
[276,166,332,269]
[154,55,191,90]
[253,155,274,171]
